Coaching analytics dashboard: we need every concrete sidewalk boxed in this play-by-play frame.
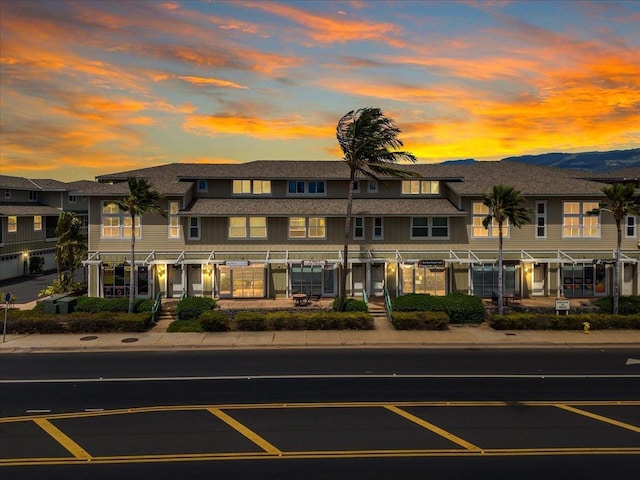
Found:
[2,323,639,353]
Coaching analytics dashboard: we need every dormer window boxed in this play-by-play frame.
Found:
[197,180,208,192]
[402,180,440,195]
[233,180,271,195]
[287,180,325,195]
[29,191,38,201]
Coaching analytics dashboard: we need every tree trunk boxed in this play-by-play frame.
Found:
[497,221,504,315]
[339,170,356,312]
[129,213,136,314]
[614,220,621,315]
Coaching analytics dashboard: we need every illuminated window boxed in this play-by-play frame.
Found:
[102,202,140,238]
[34,215,42,231]
[402,180,439,195]
[229,217,267,238]
[289,217,325,239]
[563,201,599,238]
[8,216,17,233]
[233,180,271,195]
[471,203,508,238]
[168,201,180,239]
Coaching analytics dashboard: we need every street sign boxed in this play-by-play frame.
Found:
[555,299,570,316]
[3,291,10,342]
[4,292,11,303]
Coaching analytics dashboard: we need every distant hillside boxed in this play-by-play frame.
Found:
[501,148,640,173]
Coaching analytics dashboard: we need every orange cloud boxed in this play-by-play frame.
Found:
[178,76,249,89]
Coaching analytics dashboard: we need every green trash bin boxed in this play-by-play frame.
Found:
[43,294,68,314]
[57,296,77,314]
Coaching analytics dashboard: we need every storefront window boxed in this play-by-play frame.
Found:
[401,264,446,296]
[218,264,264,298]
[472,264,516,297]
[563,264,606,297]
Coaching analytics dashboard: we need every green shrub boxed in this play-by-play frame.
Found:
[167,319,205,333]
[332,298,369,312]
[392,293,484,324]
[199,310,231,332]
[264,311,373,330]
[266,311,305,330]
[6,310,66,334]
[489,313,640,330]
[65,312,151,332]
[593,296,640,315]
[176,297,217,321]
[391,311,449,330]
[235,311,267,331]
[75,297,151,313]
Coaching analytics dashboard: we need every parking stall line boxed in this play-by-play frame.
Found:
[207,408,282,456]
[554,404,640,433]
[384,405,482,452]
[32,418,92,461]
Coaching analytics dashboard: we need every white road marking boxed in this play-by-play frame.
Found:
[626,358,640,365]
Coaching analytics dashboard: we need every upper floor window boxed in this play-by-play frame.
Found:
[4,190,10,200]
[472,203,508,238]
[402,180,439,195]
[368,181,378,193]
[352,181,360,193]
[197,180,208,192]
[29,191,38,202]
[535,201,547,238]
[188,217,200,240]
[8,216,17,233]
[101,202,140,238]
[353,217,364,240]
[168,201,180,239]
[289,217,326,239]
[563,201,599,238]
[34,215,42,231]
[233,180,271,195]
[373,217,384,239]
[288,180,325,195]
[68,195,77,203]
[229,216,267,238]
[411,217,449,239]
[625,215,636,238]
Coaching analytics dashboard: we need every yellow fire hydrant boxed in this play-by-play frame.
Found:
[583,321,590,334]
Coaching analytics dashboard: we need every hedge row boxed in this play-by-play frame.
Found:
[331,298,369,312]
[489,313,640,330]
[170,310,374,332]
[176,297,217,321]
[75,297,155,314]
[391,311,449,330]
[5,310,153,334]
[593,296,640,315]
[392,293,485,324]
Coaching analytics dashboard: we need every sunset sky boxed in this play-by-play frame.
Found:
[1,0,639,182]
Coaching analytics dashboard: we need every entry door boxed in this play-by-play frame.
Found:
[168,265,183,298]
[371,264,384,297]
[187,265,203,297]
[352,264,365,295]
[532,264,546,296]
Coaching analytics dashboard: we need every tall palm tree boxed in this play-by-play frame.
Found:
[336,107,417,311]
[55,211,86,290]
[109,177,164,313]
[587,182,640,314]
[481,185,532,315]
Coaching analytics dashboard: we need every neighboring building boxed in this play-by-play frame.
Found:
[75,161,640,301]
[0,175,90,281]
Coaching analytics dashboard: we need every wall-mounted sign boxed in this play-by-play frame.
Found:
[418,259,445,267]
[226,260,249,267]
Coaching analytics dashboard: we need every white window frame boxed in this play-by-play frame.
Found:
[402,180,440,195]
[233,180,271,196]
[372,217,384,240]
[8,216,17,233]
[625,215,637,238]
[168,201,180,239]
[288,217,326,239]
[562,201,600,238]
[410,217,450,239]
[368,181,378,193]
[471,203,509,238]
[188,217,200,240]
[34,215,42,231]
[353,217,364,240]
[535,201,547,239]
[228,216,267,239]
[101,202,141,239]
[287,180,326,195]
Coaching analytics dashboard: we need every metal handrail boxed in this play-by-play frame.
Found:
[384,288,392,319]
[361,289,368,306]
[151,291,162,323]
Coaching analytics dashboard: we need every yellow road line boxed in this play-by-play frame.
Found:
[384,405,482,452]
[555,404,640,433]
[207,408,282,455]
[32,418,92,460]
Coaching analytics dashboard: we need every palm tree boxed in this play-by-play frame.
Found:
[336,107,417,311]
[55,211,86,290]
[587,183,640,314]
[481,185,532,315]
[109,177,164,313]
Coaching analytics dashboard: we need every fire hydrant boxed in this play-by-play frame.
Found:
[583,322,590,334]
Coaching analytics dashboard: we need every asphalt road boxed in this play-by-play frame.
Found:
[1,349,639,478]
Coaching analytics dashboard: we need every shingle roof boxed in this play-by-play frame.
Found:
[0,204,62,216]
[183,198,464,217]
[0,175,39,190]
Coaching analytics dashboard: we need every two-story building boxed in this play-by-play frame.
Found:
[0,175,91,281]
[77,161,640,301]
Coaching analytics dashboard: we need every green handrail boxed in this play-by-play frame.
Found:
[361,289,368,306]
[151,291,162,323]
[384,288,392,319]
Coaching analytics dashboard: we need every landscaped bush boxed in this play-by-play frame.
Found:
[265,311,373,330]
[593,296,640,315]
[65,312,152,333]
[391,311,449,330]
[76,297,153,313]
[489,313,640,330]
[176,296,217,321]
[235,311,267,331]
[199,310,231,332]
[167,319,205,333]
[332,297,369,312]
[6,310,66,334]
[392,293,485,324]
